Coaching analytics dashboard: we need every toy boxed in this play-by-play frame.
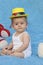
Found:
[0,24,10,49]
[38,43,43,57]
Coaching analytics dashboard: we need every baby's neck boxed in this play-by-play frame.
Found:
[15,31,24,36]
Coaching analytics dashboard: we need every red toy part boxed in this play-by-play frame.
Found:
[0,24,4,29]
[0,24,10,37]
[0,24,4,36]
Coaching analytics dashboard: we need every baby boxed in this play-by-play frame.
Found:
[1,8,32,58]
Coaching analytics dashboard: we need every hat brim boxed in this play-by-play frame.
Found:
[10,14,28,19]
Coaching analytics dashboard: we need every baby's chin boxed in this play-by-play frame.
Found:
[17,30,24,33]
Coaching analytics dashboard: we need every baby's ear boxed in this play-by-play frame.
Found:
[10,24,13,28]
[25,23,27,29]
[26,25,28,31]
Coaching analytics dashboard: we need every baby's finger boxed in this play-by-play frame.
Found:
[10,53,14,56]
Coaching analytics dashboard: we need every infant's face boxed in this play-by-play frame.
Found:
[12,17,27,32]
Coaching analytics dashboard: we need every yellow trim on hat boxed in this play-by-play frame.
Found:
[10,14,28,19]
[12,8,25,13]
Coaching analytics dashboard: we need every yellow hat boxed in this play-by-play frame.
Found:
[10,8,28,19]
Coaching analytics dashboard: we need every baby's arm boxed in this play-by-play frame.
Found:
[14,33,30,52]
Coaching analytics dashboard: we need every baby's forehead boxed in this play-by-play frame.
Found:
[12,17,26,22]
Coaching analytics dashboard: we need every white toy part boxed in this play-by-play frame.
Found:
[0,40,8,49]
[38,43,43,57]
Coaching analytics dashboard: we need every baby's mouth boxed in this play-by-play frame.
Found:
[18,27,22,29]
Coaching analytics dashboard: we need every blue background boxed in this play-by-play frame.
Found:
[0,0,43,65]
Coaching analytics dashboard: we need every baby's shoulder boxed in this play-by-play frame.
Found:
[22,31,30,42]
[12,32,16,36]
[23,31,29,35]
[23,31,30,38]
[12,32,16,38]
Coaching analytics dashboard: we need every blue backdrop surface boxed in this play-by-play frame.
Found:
[0,0,43,65]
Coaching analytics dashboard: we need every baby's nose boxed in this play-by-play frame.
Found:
[18,24,21,26]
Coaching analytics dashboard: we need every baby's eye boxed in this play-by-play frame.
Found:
[15,23,18,25]
[21,22,24,24]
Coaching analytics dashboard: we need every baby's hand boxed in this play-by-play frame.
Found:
[8,47,12,50]
[7,50,12,55]
[3,45,8,50]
